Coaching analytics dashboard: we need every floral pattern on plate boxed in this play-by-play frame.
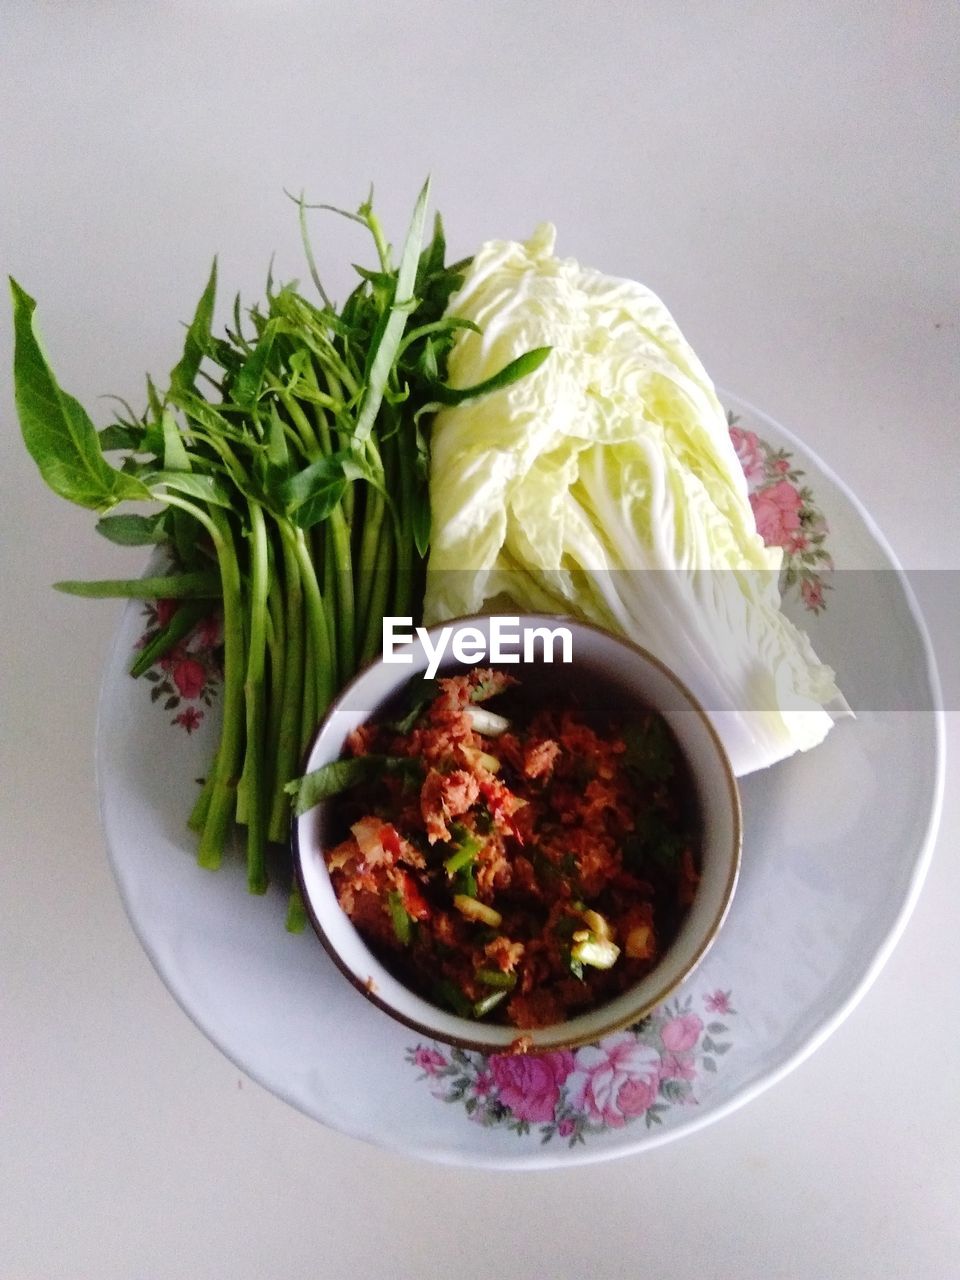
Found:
[136,599,223,733]
[406,990,736,1146]
[728,412,834,612]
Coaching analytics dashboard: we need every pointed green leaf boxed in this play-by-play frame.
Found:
[169,258,217,395]
[353,179,431,442]
[53,571,221,599]
[98,423,143,452]
[432,345,552,406]
[280,452,346,512]
[146,469,234,508]
[162,407,191,472]
[95,512,168,546]
[412,495,431,558]
[233,319,277,408]
[266,403,289,470]
[10,279,151,511]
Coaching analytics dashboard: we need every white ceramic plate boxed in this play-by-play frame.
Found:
[97,393,944,1168]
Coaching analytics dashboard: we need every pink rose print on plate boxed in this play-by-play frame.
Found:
[661,1013,703,1053]
[704,989,735,1015]
[136,595,223,731]
[407,991,737,1146]
[172,656,206,700]
[660,1051,697,1082]
[749,478,803,549]
[727,410,833,614]
[155,598,180,628]
[802,578,825,610]
[729,425,765,482]
[565,1035,662,1128]
[195,613,221,647]
[412,1047,447,1077]
[489,1050,574,1124]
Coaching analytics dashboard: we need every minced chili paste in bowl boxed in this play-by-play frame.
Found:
[321,667,700,1031]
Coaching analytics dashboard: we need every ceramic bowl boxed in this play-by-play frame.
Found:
[293,615,741,1054]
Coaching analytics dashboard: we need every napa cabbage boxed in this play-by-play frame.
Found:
[423,225,843,775]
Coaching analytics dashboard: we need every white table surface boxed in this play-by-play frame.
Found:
[2,4,958,1277]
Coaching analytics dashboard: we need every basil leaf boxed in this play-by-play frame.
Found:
[10,279,151,511]
[95,512,167,546]
[384,678,440,733]
[286,754,423,815]
[145,469,234,509]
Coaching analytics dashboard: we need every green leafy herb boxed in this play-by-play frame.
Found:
[623,812,686,871]
[95,512,168,546]
[285,755,423,815]
[10,279,151,511]
[11,180,547,905]
[384,677,441,734]
[622,716,677,784]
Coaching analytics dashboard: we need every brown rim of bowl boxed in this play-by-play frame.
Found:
[291,613,743,1055]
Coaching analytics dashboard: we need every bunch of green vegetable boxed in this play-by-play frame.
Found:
[10,181,548,924]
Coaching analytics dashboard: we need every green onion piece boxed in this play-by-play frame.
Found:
[432,979,472,1018]
[443,839,480,876]
[474,967,517,990]
[473,990,509,1019]
[570,936,621,969]
[453,865,477,899]
[387,891,413,945]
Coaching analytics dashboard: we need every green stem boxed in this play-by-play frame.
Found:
[359,513,394,664]
[365,209,392,272]
[329,506,355,675]
[164,497,246,872]
[301,359,356,674]
[267,528,304,843]
[264,555,286,835]
[187,769,215,835]
[276,386,320,456]
[274,523,326,766]
[290,525,335,716]
[301,621,317,754]
[355,473,388,629]
[242,500,270,893]
[316,522,334,671]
